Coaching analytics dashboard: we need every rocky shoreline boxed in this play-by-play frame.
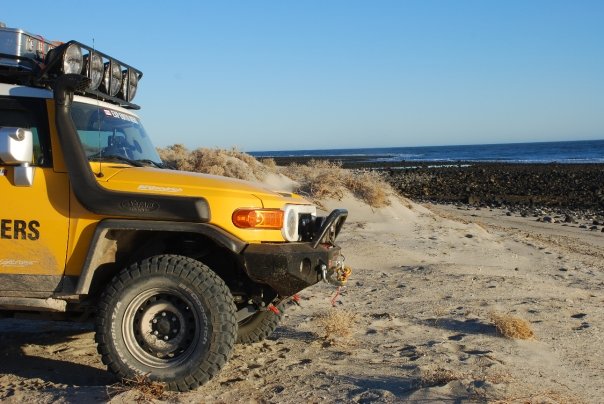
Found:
[271,157,604,231]
[378,162,604,209]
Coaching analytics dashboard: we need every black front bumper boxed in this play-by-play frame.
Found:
[242,242,342,297]
[241,208,347,297]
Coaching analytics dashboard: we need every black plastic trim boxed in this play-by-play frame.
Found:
[53,74,210,222]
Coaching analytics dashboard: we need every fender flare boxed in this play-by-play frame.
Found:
[73,219,247,295]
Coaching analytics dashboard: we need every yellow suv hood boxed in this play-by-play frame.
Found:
[94,165,310,242]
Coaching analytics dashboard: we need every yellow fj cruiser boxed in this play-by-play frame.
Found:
[0,23,348,390]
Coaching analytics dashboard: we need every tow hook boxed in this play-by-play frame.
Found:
[320,259,352,286]
[320,264,328,283]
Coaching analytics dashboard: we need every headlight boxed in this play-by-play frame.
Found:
[62,43,83,74]
[283,208,298,241]
[101,61,122,96]
[84,52,103,90]
[282,204,316,242]
[120,68,139,101]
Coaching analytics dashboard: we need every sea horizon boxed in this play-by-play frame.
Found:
[250,138,604,164]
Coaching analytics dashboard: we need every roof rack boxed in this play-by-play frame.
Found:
[0,24,142,109]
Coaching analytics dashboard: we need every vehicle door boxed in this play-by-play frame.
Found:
[0,96,70,293]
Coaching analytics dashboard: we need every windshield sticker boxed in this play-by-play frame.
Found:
[138,185,183,193]
[103,109,138,124]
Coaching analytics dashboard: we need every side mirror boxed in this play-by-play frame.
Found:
[0,127,36,186]
[0,127,33,164]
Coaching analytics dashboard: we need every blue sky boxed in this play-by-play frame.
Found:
[2,1,603,151]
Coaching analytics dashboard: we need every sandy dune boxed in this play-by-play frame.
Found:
[1,195,602,403]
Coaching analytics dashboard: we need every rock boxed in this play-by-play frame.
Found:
[468,195,481,205]
[565,215,575,223]
[543,216,554,223]
[590,225,598,231]
[383,163,604,210]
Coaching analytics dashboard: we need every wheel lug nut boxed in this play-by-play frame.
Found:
[153,331,158,336]
[172,329,177,334]
[162,312,166,317]
[152,319,157,324]
[171,317,176,322]
[163,336,169,341]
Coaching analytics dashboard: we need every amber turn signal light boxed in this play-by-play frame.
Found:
[232,209,284,229]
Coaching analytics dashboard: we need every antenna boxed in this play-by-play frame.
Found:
[92,37,104,178]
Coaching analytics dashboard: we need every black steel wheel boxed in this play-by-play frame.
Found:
[95,255,236,391]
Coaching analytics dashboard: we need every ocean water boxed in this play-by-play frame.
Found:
[251,139,604,164]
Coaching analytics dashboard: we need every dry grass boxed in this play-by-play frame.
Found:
[315,308,358,346]
[106,374,166,402]
[490,312,535,340]
[157,144,275,182]
[478,370,514,385]
[282,160,391,207]
[260,157,277,170]
[420,367,465,387]
[157,145,394,208]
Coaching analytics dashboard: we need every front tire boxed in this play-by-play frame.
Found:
[95,255,236,391]
[237,302,284,344]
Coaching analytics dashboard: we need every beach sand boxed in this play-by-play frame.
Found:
[1,193,602,403]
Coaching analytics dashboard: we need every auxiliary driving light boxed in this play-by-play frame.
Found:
[120,68,139,102]
[101,60,122,96]
[62,43,83,74]
[84,52,103,90]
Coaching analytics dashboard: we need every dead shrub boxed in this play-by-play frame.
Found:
[282,160,345,201]
[315,308,358,346]
[283,160,391,208]
[157,143,191,170]
[344,170,390,208]
[107,374,166,402]
[260,157,277,169]
[157,145,277,182]
[157,146,393,208]
[490,312,535,340]
[421,367,465,387]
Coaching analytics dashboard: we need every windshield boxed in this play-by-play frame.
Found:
[70,102,162,165]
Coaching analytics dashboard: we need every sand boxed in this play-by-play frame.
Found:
[1,194,603,403]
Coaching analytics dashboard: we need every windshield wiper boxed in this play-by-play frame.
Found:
[88,154,145,167]
[133,159,166,169]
